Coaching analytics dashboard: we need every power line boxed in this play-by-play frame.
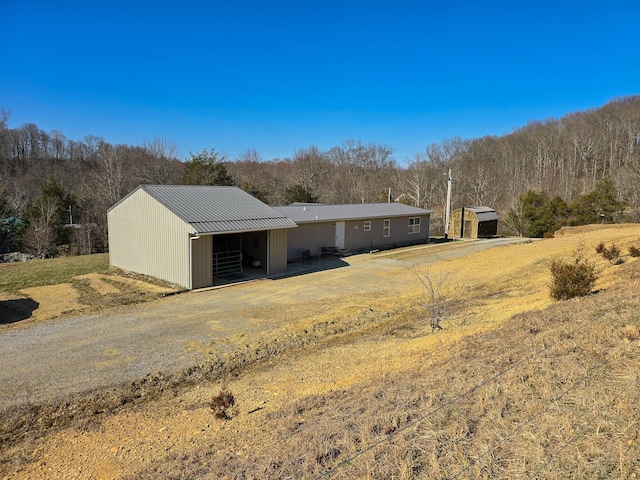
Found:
[530,373,639,478]
[315,292,640,479]
[450,337,637,479]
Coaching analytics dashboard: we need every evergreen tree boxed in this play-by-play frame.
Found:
[284,183,319,204]
[182,149,234,186]
[24,179,75,257]
[570,177,626,225]
[505,191,569,237]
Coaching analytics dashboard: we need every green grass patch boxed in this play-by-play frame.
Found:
[0,254,110,295]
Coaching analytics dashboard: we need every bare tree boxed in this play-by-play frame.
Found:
[136,138,182,185]
[92,143,135,207]
[501,195,527,237]
[287,146,332,203]
[23,196,59,258]
[328,139,396,203]
[414,263,458,332]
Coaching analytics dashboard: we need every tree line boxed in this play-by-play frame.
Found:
[1,96,639,258]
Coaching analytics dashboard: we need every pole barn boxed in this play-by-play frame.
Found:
[108,185,296,289]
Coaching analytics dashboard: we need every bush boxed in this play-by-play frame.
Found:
[629,245,640,257]
[549,253,597,300]
[208,388,236,420]
[600,244,621,263]
[595,242,605,254]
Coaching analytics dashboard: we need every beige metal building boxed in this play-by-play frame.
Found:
[108,185,296,289]
[448,206,498,239]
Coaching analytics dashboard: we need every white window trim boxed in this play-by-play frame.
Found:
[364,220,371,231]
[408,217,421,234]
[383,219,390,237]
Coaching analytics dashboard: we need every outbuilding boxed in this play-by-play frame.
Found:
[274,203,432,260]
[448,206,498,239]
[108,185,296,289]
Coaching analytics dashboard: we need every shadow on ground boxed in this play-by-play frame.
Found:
[211,257,350,287]
[276,257,350,279]
[0,298,40,324]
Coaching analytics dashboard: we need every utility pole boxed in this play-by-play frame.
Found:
[444,169,452,239]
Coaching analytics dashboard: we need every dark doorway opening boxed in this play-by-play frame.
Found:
[212,231,268,284]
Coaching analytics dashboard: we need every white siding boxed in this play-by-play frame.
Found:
[108,189,192,288]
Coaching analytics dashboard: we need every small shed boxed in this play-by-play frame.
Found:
[449,206,498,239]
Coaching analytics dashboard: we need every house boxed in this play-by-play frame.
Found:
[448,206,498,239]
[108,185,296,289]
[108,186,433,289]
[274,203,432,260]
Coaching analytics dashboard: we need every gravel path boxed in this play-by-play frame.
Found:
[0,237,531,411]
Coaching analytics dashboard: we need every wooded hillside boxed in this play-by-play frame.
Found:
[1,96,639,256]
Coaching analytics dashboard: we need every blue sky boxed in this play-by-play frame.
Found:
[1,1,638,163]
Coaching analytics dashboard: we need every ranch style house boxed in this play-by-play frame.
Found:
[108,185,432,289]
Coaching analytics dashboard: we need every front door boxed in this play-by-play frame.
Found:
[335,221,345,250]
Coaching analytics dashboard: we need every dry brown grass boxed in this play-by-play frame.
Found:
[128,261,640,479]
[3,225,640,479]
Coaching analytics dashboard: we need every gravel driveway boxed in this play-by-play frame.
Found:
[0,237,530,412]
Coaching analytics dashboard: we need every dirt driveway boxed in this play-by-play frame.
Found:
[0,237,529,412]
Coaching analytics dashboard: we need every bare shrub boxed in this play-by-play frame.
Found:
[595,242,606,254]
[600,244,622,264]
[208,387,236,420]
[549,250,597,300]
[629,245,640,257]
[113,260,640,479]
[620,325,639,341]
[414,263,457,332]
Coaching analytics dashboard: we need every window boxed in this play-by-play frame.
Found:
[408,217,421,234]
[383,219,390,237]
[363,221,371,231]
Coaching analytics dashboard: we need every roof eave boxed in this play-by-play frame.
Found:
[190,222,298,235]
[289,211,433,223]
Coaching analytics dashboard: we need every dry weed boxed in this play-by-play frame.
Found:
[208,387,236,420]
[6,226,640,479]
[619,324,640,341]
[130,261,640,479]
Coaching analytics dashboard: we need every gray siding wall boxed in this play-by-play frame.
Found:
[286,214,430,260]
[348,215,430,250]
[286,222,334,260]
[191,235,213,289]
[268,229,288,274]
[108,189,192,288]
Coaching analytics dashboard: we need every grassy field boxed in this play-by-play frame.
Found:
[0,253,110,295]
[0,253,177,327]
[1,225,640,479]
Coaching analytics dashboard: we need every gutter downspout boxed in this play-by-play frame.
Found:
[189,233,200,290]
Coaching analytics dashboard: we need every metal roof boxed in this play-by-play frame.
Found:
[461,206,498,223]
[140,185,297,234]
[274,203,432,223]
